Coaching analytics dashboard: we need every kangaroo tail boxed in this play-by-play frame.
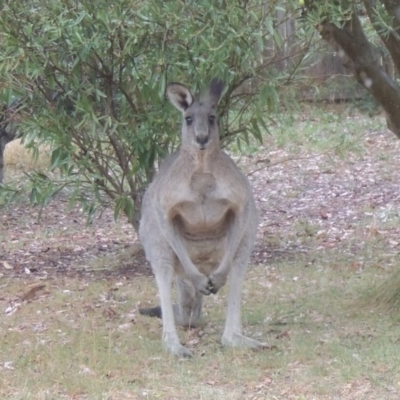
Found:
[139,306,162,319]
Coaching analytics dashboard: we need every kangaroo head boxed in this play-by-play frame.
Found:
[167,78,224,151]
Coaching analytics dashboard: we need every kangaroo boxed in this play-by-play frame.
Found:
[139,78,265,357]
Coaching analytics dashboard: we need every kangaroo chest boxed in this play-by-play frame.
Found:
[168,172,236,233]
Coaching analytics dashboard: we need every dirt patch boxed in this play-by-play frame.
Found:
[1,197,151,280]
[250,128,400,265]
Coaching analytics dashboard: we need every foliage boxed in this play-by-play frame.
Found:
[0,0,310,229]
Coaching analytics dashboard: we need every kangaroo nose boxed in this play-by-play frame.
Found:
[196,135,209,147]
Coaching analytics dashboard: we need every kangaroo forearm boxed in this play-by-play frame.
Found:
[163,224,204,278]
[218,215,246,270]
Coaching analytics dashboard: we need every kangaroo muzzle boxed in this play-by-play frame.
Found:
[196,134,209,148]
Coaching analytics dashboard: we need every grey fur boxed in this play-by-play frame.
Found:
[139,79,265,357]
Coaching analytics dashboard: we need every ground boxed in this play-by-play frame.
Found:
[1,106,400,399]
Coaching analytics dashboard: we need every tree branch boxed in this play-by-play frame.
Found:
[318,9,400,138]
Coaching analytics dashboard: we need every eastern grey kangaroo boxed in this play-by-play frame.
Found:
[139,78,264,357]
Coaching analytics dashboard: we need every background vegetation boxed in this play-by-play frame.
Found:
[0,0,310,229]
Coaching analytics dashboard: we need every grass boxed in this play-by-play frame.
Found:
[2,257,400,399]
[229,103,383,158]
[2,104,400,399]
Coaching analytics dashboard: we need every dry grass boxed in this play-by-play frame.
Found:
[4,138,51,175]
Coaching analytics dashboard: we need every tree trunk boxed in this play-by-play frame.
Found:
[0,101,21,183]
[363,0,400,75]
[0,138,6,184]
[311,4,400,138]
[0,127,16,184]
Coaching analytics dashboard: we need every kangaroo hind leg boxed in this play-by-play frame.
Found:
[221,234,267,349]
[174,276,203,328]
[152,259,193,358]
[139,277,203,328]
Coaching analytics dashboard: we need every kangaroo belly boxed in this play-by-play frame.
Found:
[167,171,239,276]
[172,200,233,276]
[182,237,228,276]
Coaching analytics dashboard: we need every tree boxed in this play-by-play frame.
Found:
[301,1,400,137]
[0,101,20,184]
[0,0,310,230]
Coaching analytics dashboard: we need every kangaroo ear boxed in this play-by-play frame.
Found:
[166,83,194,112]
[202,78,224,109]
[209,78,224,100]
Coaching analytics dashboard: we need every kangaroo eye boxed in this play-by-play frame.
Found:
[208,115,216,124]
[185,116,193,125]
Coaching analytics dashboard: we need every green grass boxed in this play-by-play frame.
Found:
[270,104,382,154]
